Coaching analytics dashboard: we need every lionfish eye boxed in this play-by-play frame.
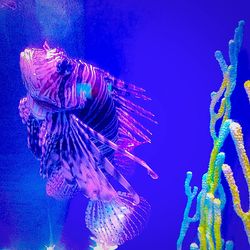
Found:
[57,59,73,76]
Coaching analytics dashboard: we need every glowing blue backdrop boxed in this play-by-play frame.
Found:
[0,0,249,249]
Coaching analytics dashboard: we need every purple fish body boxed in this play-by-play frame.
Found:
[19,42,158,246]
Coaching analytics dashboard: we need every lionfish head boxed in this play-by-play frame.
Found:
[20,41,74,107]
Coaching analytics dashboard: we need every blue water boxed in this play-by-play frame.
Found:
[0,1,250,249]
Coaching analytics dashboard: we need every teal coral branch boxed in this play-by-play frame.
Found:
[207,23,244,191]
[207,120,231,191]
[178,20,246,250]
[190,243,199,250]
[177,173,209,250]
[225,241,234,250]
[212,152,225,193]
[209,21,244,142]
[205,194,215,250]
[215,51,228,74]
[177,172,199,250]
[217,184,226,211]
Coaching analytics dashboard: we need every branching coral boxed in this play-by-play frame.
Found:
[222,121,250,243]
[177,20,249,249]
[177,172,199,250]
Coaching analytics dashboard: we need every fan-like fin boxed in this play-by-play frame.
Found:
[85,192,151,246]
[71,115,158,180]
[104,74,156,175]
[71,114,140,204]
[40,112,118,201]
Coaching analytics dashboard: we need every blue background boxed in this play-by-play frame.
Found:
[0,0,249,249]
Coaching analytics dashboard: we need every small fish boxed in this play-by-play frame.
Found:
[19,41,158,246]
[0,0,16,10]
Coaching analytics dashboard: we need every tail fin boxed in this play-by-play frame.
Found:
[85,192,151,246]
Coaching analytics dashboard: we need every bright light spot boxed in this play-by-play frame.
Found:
[45,245,55,250]
[76,82,92,99]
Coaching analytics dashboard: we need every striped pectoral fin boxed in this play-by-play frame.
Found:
[102,157,140,204]
[66,118,118,202]
[105,74,156,122]
[83,137,140,203]
[44,145,114,201]
[39,112,116,201]
[116,107,152,143]
[107,78,157,173]
[73,159,118,202]
[70,114,140,203]
[71,114,158,180]
[114,95,157,123]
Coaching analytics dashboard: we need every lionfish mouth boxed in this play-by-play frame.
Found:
[20,42,70,108]
[20,48,34,81]
[20,41,51,64]
[20,48,34,62]
[20,47,44,97]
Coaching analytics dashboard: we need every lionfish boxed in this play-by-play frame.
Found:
[19,41,158,247]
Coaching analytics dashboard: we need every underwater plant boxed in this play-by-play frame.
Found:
[177,20,250,249]
[18,41,157,248]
